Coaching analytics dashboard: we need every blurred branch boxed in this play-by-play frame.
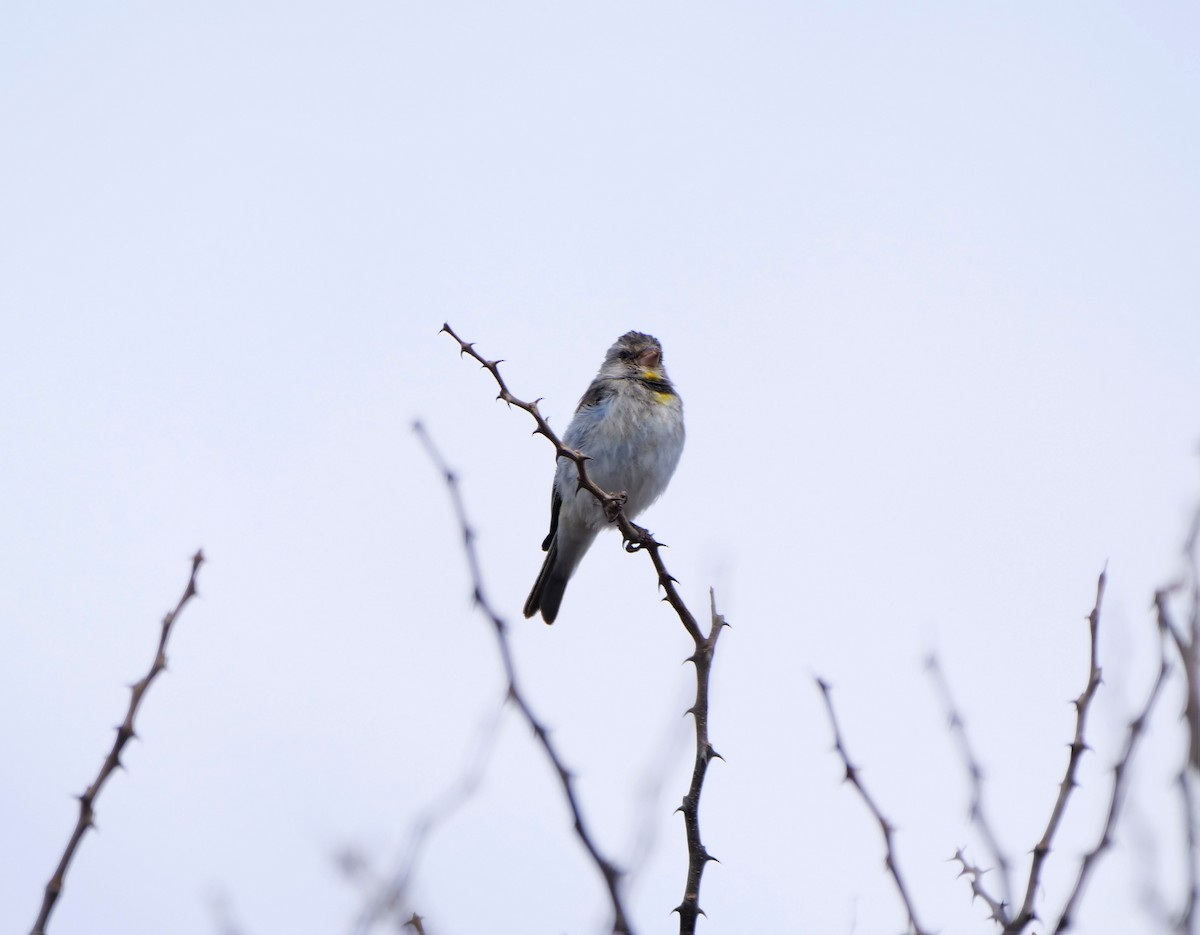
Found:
[1005,568,1106,935]
[30,550,205,935]
[1054,612,1172,933]
[1166,508,1200,773]
[1179,769,1198,935]
[952,847,1009,927]
[927,654,1014,919]
[816,678,931,935]
[1180,507,1200,935]
[414,421,633,934]
[1158,511,1200,934]
[344,694,507,934]
[441,323,725,932]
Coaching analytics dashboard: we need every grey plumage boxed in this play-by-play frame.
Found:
[524,331,685,624]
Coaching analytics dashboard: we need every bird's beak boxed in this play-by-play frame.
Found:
[636,346,661,369]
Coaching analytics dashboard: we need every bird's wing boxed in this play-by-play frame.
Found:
[575,376,615,412]
[540,488,562,552]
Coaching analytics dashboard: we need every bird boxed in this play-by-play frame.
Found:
[523,331,685,624]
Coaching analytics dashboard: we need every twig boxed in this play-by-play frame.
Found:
[1178,769,1198,935]
[1005,568,1106,935]
[951,847,1009,926]
[1054,614,1172,932]
[816,678,931,935]
[414,421,634,934]
[441,323,725,931]
[30,550,205,935]
[1157,567,1200,935]
[674,591,727,934]
[346,695,507,934]
[1179,507,1200,933]
[927,654,1014,921]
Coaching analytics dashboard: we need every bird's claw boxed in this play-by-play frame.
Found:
[623,522,653,552]
[603,493,628,524]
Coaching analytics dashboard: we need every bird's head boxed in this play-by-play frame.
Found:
[602,331,667,383]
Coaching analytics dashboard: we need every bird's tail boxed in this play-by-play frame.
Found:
[523,541,570,624]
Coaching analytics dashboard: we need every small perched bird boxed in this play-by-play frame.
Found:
[524,331,685,624]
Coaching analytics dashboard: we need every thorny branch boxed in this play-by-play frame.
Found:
[1177,508,1200,934]
[30,550,205,935]
[1162,508,1200,773]
[816,678,931,935]
[1005,569,1107,935]
[1179,768,1198,935]
[1156,512,1200,935]
[927,654,1014,921]
[441,323,725,933]
[1054,613,1172,933]
[414,421,633,934]
[675,591,727,934]
[952,847,1010,927]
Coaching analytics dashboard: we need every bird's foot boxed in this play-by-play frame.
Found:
[623,522,654,552]
[603,492,628,523]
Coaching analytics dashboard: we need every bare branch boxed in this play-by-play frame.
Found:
[816,678,931,935]
[1054,615,1172,932]
[30,550,205,935]
[1157,543,1200,935]
[926,653,1014,920]
[1177,769,1198,935]
[414,421,633,934]
[1005,568,1106,935]
[674,592,728,934]
[1178,506,1200,933]
[952,847,1010,926]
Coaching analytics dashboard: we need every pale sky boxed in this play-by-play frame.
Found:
[3,4,1199,934]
